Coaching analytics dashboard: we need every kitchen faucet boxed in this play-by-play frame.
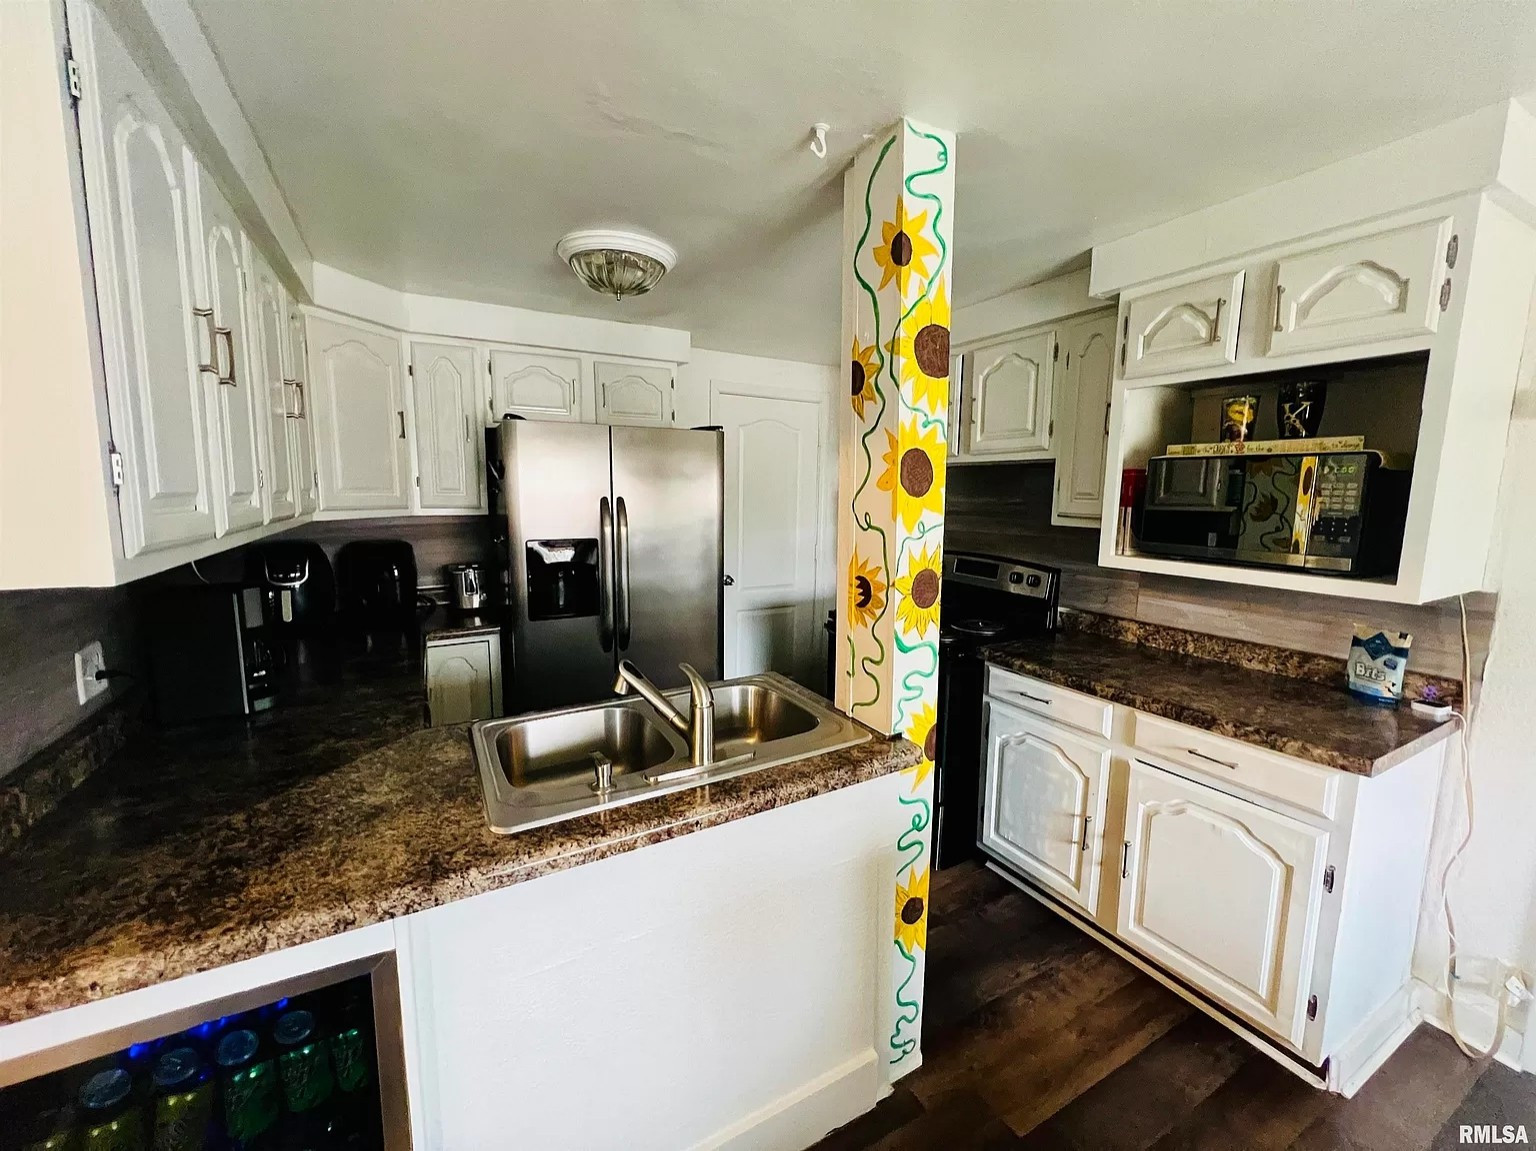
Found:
[613,659,715,767]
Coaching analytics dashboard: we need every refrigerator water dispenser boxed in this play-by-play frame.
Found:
[525,539,599,620]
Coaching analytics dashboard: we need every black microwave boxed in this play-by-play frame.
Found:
[1136,451,1411,577]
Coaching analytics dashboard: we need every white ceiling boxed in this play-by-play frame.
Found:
[189,0,1536,365]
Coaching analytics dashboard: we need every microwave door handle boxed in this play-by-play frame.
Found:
[615,496,632,650]
[598,497,615,652]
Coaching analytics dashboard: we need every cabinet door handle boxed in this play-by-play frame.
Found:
[1121,840,1131,878]
[1104,401,1111,437]
[215,327,236,386]
[285,380,306,420]
[397,411,407,440]
[1187,747,1239,770]
[1007,689,1052,707]
[1273,283,1285,332]
[464,414,471,443]
[193,306,217,374]
[1209,298,1224,344]
[1081,815,1091,853]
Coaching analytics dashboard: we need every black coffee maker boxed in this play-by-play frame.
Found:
[337,540,419,631]
[248,542,335,634]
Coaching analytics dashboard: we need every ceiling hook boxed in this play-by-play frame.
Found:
[809,123,829,160]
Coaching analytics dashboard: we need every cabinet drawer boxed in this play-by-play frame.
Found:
[985,666,1113,739]
[1267,217,1451,357]
[1130,712,1339,819]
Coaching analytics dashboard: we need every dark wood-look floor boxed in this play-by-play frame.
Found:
[811,862,1533,1151]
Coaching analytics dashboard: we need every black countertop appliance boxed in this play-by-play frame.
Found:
[933,551,1060,869]
[247,541,335,633]
[337,540,418,632]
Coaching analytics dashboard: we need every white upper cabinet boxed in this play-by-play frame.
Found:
[1267,218,1452,357]
[595,359,673,426]
[1117,761,1328,1045]
[306,314,410,511]
[1052,310,1117,525]
[981,701,1109,914]
[193,173,264,534]
[78,4,217,555]
[961,329,1055,457]
[247,249,297,524]
[411,341,483,511]
[489,348,582,423]
[1120,269,1244,380]
[284,295,318,516]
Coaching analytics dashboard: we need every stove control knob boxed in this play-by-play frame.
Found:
[1008,571,1024,584]
[1026,574,1041,588]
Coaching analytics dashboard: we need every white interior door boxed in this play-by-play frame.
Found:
[1117,761,1328,1045]
[412,341,482,510]
[714,389,824,684]
[249,249,296,523]
[981,701,1109,913]
[79,4,217,554]
[305,314,410,511]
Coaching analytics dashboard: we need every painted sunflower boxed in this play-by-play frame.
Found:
[903,701,938,791]
[877,418,947,532]
[847,552,887,629]
[895,866,930,953]
[894,545,942,639]
[887,277,950,413]
[873,198,938,295]
[851,338,879,419]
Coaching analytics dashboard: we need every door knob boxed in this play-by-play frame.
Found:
[723,574,735,587]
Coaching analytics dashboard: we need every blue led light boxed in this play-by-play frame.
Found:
[275,997,289,1010]
[126,1042,152,1059]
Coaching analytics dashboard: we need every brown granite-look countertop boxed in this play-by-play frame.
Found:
[983,618,1457,776]
[0,664,915,1025]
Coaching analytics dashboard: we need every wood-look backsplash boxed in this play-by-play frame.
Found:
[946,461,1494,682]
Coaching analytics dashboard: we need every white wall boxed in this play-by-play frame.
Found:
[1413,290,1536,1067]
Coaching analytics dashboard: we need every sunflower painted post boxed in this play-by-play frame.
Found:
[836,118,954,1080]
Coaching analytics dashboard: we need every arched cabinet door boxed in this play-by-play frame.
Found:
[1268,217,1451,357]
[489,349,583,422]
[595,360,673,427]
[1120,268,1244,380]
[1116,760,1329,1045]
[980,700,1109,913]
[411,341,483,510]
[961,329,1055,456]
[248,248,297,524]
[305,315,409,511]
[76,2,217,554]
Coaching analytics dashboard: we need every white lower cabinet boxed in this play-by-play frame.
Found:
[306,314,411,511]
[1116,760,1328,1046]
[979,665,1445,1092]
[981,700,1109,913]
[424,633,502,725]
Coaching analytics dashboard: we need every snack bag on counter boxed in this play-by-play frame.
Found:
[1347,629,1412,704]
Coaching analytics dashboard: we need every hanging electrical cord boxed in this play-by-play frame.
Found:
[1439,593,1519,1059]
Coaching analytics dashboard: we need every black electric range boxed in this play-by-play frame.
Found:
[933,551,1060,869]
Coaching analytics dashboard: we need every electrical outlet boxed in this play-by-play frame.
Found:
[74,640,107,705]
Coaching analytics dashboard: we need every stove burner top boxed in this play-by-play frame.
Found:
[945,617,1012,640]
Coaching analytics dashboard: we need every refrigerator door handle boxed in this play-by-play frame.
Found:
[598,496,616,652]
[615,496,632,649]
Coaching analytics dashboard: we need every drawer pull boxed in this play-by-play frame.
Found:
[1008,689,1052,706]
[1187,747,1239,770]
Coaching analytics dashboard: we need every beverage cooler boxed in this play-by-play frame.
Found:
[1,954,408,1150]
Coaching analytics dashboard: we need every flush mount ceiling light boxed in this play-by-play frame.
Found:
[555,229,677,302]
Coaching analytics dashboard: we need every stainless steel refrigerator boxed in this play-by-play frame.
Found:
[491,420,724,712]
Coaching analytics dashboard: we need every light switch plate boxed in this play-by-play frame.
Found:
[75,640,107,704]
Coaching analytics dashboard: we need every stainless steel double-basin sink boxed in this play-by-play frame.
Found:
[469,675,871,834]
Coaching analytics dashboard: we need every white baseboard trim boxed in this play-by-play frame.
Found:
[696,1047,882,1151]
[1329,981,1422,1097]
[1414,979,1529,1074]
